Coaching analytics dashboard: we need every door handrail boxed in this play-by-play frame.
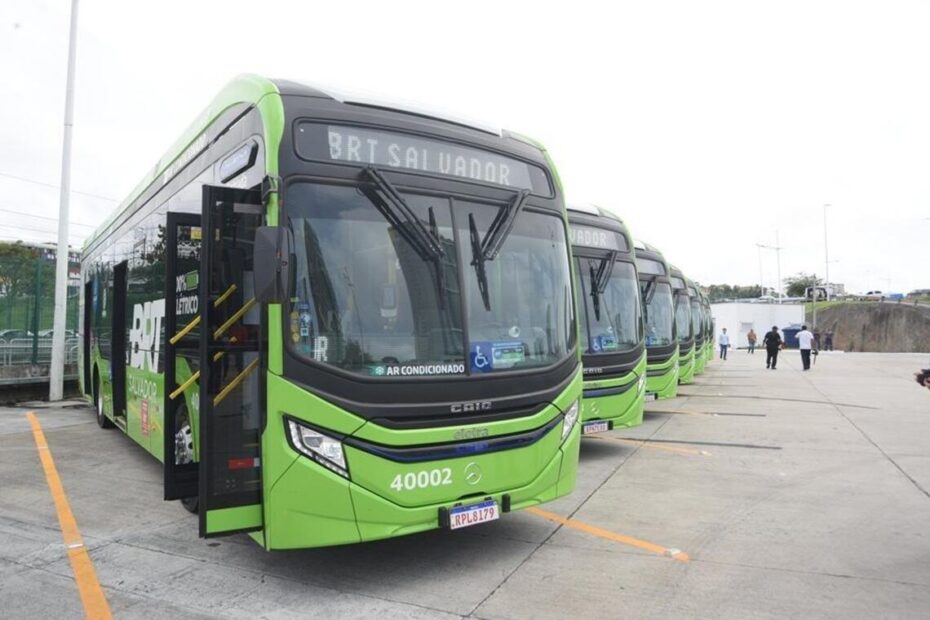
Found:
[214,284,237,308]
[170,316,201,345]
[169,370,201,401]
[213,358,260,406]
[213,298,257,340]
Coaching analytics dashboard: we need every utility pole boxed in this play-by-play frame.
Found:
[757,245,764,296]
[50,0,80,401]
[756,233,784,302]
[824,204,830,299]
[775,230,782,303]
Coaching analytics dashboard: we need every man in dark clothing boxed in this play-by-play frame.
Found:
[763,326,783,369]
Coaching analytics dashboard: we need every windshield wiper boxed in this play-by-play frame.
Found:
[360,167,444,261]
[588,253,617,321]
[643,275,659,305]
[360,166,448,305]
[468,213,491,311]
[428,206,448,309]
[481,189,530,261]
[468,189,531,312]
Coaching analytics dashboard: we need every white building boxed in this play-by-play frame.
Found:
[710,302,805,348]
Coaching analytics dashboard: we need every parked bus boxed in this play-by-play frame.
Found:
[669,265,695,384]
[700,291,713,365]
[704,292,714,364]
[79,75,582,549]
[689,280,707,375]
[633,241,678,399]
[568,205,646,434]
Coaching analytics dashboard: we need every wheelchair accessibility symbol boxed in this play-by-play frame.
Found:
[470,342,498,373]
[473,346,490,370]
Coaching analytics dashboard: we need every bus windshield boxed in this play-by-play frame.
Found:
[577,258,642,354]
[691,300,703,339]
[642,282,674,347]
[285,182,574,378]
[675,294,692,343]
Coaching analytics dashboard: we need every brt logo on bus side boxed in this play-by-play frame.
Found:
[130,299,165,371]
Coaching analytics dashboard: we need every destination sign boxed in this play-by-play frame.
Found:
[670,276,686,289]
[569,225,627,251]
[295,123,550,194]
[636,257,666,276]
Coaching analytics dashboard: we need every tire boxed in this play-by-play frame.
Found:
[181,496,199,514]
[95,372,114,429]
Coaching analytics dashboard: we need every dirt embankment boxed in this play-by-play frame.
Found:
[807,302,930,353]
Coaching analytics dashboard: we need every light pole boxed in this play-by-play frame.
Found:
[824,204,830,298]
[50,0,80,401]
[757,232,784,302]
[757,245,765,296]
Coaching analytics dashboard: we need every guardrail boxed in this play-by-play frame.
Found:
[0,337,80,385]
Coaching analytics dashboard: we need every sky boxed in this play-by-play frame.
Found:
[0,0,927,294]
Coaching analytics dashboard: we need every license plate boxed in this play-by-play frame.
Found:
[583,420,610,434]
[449,500,499,530]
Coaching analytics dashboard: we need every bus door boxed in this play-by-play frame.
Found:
[111,261,128,423]
[164,213,202,501]
[198,186,264,538]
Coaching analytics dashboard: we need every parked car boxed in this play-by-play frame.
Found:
[0,329,34,341]
[38,329,79,339]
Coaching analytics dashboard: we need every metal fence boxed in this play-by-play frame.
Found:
[0,337,81,385]
[0,242,81,386]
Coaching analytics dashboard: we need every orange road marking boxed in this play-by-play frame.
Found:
[584,434,712,456]
[526,506,690,562]
[27,412,112,620]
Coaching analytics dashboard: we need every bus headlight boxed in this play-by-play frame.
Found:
[561,399,580,442]
[286,418,348,478]
[637,372,646,393]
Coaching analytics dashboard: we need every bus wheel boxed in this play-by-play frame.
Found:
[95,372,113,429]
[181,496,199,514]
[175,406,195,465]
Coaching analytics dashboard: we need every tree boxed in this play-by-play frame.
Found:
[705,284,762,302]
[784,272,823,298]
[0,242,39,299]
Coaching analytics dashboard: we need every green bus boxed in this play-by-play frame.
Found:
[633,241,678,400]
[568,205,646,434]
[688,280,707,375]
[701,291,714,365]
[669,265,695,384]
[79,75,582,549]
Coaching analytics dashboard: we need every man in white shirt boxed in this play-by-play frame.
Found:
[796,325,817,371]
[718,328,731,360]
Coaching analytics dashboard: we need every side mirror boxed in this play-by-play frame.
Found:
[253,226,290,303]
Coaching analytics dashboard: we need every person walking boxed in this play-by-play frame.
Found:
[747,328,757,354]
[797,324,817,371]
[824,330,834,351]
[718,328,731,360]
[763,325,783,369]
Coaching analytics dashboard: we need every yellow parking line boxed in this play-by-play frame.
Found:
[27,412,112,620]
[585,434,712,456]
[527,506,689,562]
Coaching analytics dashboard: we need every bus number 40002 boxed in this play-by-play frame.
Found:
[390,468,453,491]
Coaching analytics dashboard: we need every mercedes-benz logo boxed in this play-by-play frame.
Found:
[464,462,482,486]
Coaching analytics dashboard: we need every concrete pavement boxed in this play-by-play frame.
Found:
[1,351,929,618]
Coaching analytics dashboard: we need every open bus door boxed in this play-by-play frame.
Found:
[164,212,202,501]
[197,186,265,537]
